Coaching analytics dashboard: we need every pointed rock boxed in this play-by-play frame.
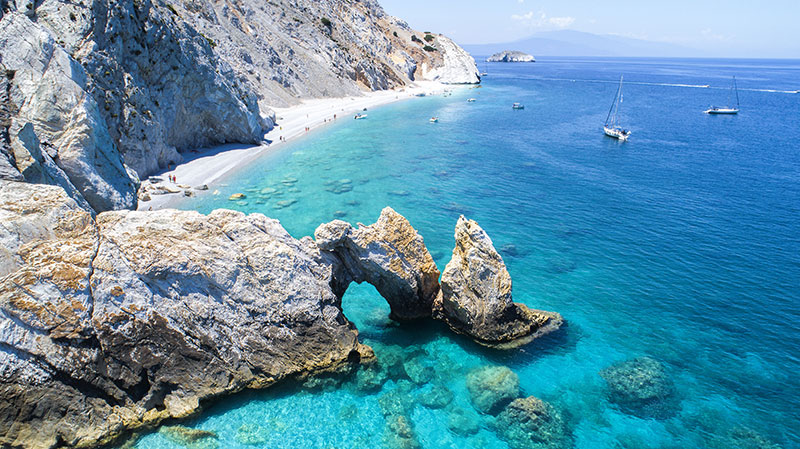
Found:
[434,216,563,348]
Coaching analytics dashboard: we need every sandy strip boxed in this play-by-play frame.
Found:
[139,81,451,210]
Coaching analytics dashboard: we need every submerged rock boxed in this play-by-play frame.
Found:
[447,407,481,436]
[383,414,421,449]
[315,207,441,320]
[434,216,563,348]
[235,424,269,446]
[495,396,570,449]
[417,384,454,409]
[600,357,679,419]
[159,426,219,449]
[466,365,520,415]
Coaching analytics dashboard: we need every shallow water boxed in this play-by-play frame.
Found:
[134,57,800,449]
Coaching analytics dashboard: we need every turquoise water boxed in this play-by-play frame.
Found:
[134,58,800,449]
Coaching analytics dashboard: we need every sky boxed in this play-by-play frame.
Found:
[379,0,800,58]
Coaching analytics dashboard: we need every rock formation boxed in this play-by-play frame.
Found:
[600,356,680,419]
[434,216,563,348]
[495,396,571,449]
[466,365,520,415]
[488,51,536,63]
[0,183,561,448]
[0,180,369,448]
[315,207,441,321]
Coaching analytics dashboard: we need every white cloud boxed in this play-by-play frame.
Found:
[511,10,575,29]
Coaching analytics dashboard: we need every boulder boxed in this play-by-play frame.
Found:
[495,396,570,449]
[434,216,563,348]
[599,356,679,419]
[447,407,481,436]
[466,365,520,415]
[315,207,440,320]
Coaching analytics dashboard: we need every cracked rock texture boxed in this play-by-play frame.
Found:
[0,180,368,449]
[315,207,440,320]
[434,216,563,348]
[0,184,561,448]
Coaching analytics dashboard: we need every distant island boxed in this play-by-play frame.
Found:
[487,50,535,63]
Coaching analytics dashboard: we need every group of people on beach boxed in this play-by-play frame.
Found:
[168,174,177,183]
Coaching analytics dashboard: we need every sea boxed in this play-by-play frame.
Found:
[130,57,800,449]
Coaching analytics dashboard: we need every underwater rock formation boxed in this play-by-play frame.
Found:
[434,215,563,348]
[315,207,441,320]
[466,365,520,415]
[495,396,571,449]
[600,356,679,419]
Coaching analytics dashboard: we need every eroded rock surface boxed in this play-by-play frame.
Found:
[0,180,367,449]
[434,216,563,348]
[315,207,440,320]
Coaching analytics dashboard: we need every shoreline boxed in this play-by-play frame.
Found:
[138,81,454,211]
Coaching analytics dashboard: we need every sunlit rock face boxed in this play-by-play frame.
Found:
[434,216,563,348]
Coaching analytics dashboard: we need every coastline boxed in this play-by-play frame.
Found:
[138,81,453,211]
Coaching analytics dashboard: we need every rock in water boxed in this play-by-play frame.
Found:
[495,396,571,449]
[434,216,563,348]
[600,357,679,419]
[487,51,536,63]
[466,365,520,415]
[315,207,440,320]
[159,426,219,449]
[383,414,421,449]
[0,180,368,449]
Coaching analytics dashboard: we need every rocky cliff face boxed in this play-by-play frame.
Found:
[0,183,558,449]
[0,0,478,213]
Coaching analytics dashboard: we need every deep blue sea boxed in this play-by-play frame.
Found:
[133,58,800,449]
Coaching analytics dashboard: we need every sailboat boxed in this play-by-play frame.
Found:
[604,76,631,141]
[705,76,740,114]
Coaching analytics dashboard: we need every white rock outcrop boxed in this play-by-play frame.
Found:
[488,51,536,63]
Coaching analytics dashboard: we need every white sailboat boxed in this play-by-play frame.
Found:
[604,76,631,141]
[705,76,740,114]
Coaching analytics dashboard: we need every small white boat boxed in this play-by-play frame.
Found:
[705,76,740,114]
[467,98,476,103]
[429,117,439,123]
[512,103,524,110]
[354,114,367,120]
[603,76,630,141]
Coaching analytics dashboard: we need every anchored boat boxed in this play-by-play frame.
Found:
[512,102,524,110]
[603,76,631,141]
[354,114,367,120]
[705,76,740,114]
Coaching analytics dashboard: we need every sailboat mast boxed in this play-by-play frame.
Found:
[605,76,622,126]
[734,76,740,108]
